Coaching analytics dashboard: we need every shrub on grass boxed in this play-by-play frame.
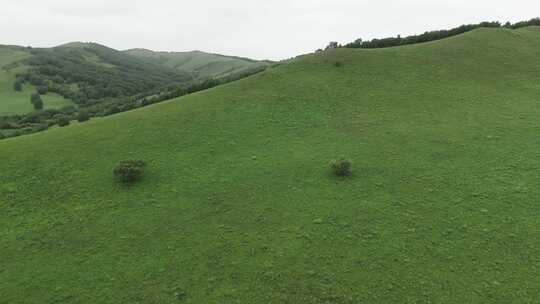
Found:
[330,158,352,177]
[60,105,77,115]
[13,81,22,91]
[36,85,48,95]
[113,160,146,184]
[325,41,340,49]
[77,111,90,122]
[34,123,49,132]
[31,93,43,110]
[57,116,70,127]
[0,132,4,140]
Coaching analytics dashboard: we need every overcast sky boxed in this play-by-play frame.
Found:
[1,0,539,60]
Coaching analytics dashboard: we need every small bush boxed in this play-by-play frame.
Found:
[34,123,49,132]
[21,127,34,134]
[333,61,342,67]
[13,81,22,91]
[36,85,48,95]
[31,93,43,110]
[77,111,90,122]
[141,98,151,106]
[113,160,146,184]
[57,116,70,127]
[60,105,77,115]
[330,158,352,177]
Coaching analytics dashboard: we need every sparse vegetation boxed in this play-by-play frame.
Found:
[30,92,43,110]
[13,80,22,91]
[36,85,47,95]
[325,41,340,49]
[113,160,146,184]
[77,110,90,122]
[330,158,352,177]
[1,24,540,304]
[56,115,70,127]
[343,18,540,49]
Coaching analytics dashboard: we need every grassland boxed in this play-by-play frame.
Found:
[1,27,540,303]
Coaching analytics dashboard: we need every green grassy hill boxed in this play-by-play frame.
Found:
[0,46,75,116]
[125,48,270,80]
[2,27,540,303]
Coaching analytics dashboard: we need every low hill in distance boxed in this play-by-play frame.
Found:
[0,46,75,116]
[1,27,540,303]
[0,42,269,138]
[125,48,270,80]
[0,42,192,114]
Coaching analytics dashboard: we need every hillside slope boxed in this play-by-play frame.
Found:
[0,46,74,116]
[1,27,540,303]
[125,48,270,80]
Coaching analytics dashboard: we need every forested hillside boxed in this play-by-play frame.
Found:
[24,43,192,104]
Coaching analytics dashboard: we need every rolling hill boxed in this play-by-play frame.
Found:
[125,48,271,80]
[0,43,269,118]
[1,27,540,303]
[0,42,192,117]
[0,43,269,138]
[0,46,75,116]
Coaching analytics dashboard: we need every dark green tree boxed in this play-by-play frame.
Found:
[57,116,70,127]
[77,111,90,122]
[325,42,340,50]
[330,158,353,177]
[36,85,48,95]
[113,160,146,184]
[13,81,22,91]
[31,93,44,110]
